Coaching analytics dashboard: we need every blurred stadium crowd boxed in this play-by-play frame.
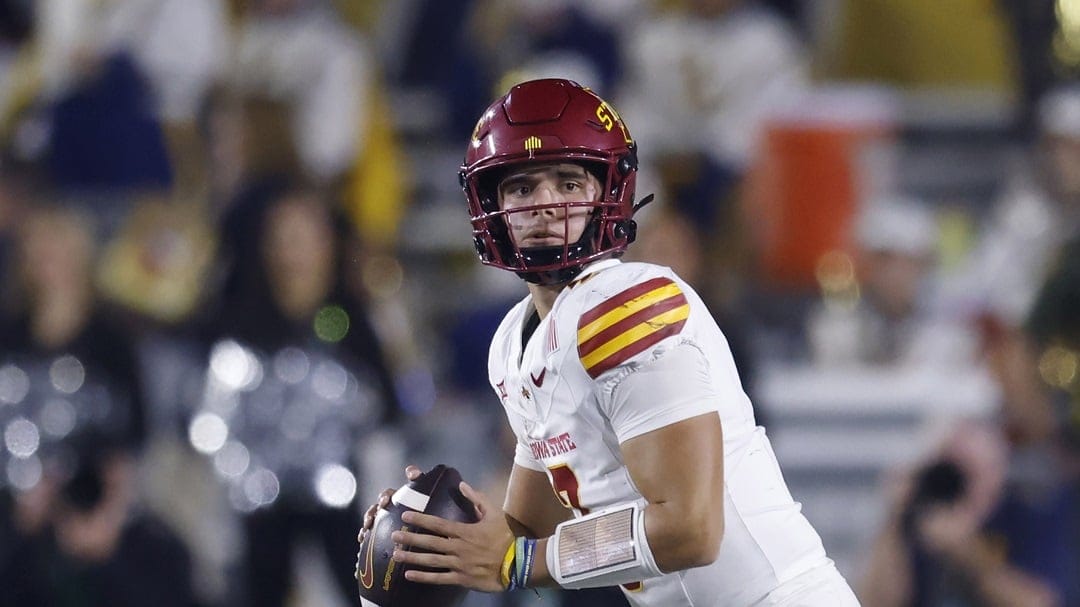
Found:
[0,0,1079,606]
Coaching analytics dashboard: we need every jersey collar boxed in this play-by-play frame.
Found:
[569,259,621,288]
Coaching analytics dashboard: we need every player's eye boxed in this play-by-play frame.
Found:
[502,183,531,198]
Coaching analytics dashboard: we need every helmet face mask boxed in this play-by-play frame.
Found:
[461,79,640,285]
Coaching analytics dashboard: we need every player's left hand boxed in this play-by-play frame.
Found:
[390,481,514,593]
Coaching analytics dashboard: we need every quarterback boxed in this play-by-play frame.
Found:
[363,79,859,606]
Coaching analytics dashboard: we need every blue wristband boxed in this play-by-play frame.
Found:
[509,537,538,590]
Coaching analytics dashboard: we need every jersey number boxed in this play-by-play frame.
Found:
[548,463,642,592]
[548,463,589,516]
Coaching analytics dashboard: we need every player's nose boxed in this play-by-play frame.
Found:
[532,186,556,203]
[531,184,563,216]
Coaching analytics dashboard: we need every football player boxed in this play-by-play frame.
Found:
[360,79,859,606]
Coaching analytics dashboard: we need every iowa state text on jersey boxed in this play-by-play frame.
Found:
[529,432,578,460]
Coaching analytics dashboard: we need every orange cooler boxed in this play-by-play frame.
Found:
[744,88,898,290]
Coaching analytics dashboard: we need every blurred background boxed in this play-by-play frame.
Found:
[0,0,1078,606]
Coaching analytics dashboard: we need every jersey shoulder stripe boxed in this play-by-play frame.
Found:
[577,276,690,378]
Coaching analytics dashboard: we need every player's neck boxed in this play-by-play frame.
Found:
[527,282,565,320]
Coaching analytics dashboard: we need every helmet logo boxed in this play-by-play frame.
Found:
[524,136,543,153]
[471,108,496,146]
[595,103,633,144]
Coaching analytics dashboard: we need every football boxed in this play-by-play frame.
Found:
[356,464,479,607]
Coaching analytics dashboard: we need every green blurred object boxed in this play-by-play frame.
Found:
[314,305,350,343]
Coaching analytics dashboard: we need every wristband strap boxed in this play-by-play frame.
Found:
[500,540,516,590]
[502,536,539,591]
[513,537,538,589]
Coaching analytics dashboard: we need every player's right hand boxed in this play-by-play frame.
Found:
[357,465,422,545]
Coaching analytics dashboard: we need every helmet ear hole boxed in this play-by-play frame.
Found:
[612,220,637,243]
[475,169,506,212]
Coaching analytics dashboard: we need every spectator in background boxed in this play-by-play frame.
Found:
[233,0,373,186]
[944,84,1080,447]
[118,0,230,198]
[484,0,625,96]
[945,85,1080,337]
[615,1,807,367]
[230,0,408,254]
[1027,235,1080,433]
[0,205,146,474]
[195,186,403,607]
[395,0,628,140]
[0,455,197,607]
[848,116,1080,603]
[24,0,223,194]
[859,421,1066,607]
[1023,212,1080,606]
[90,192,230,605]
[90,0,230,199]
[33,0,230,198]
[0,205,195,607]
[806,196,978,370]
[617,0,808,231]
[1001,86,1080,605]
[385,0,482,139]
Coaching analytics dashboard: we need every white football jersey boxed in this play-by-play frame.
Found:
[488,260,838,606]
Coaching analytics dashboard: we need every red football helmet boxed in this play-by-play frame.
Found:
[461,79,645,285]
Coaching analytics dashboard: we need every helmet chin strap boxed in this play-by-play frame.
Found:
[514,215,599,285]
[516,262,586,286]
[632,193,655,214]
[514,243,591,285]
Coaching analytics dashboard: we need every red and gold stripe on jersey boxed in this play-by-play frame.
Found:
[577,277,690,378]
